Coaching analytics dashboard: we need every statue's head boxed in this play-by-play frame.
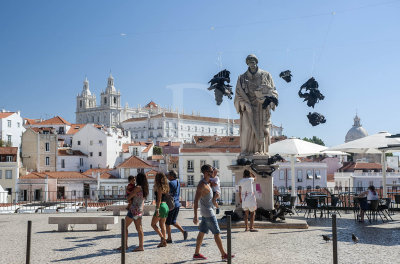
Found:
[246,54,258,71]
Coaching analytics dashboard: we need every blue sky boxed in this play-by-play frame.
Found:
[1,0,399,146]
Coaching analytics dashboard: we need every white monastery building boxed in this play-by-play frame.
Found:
[0,110,25,148]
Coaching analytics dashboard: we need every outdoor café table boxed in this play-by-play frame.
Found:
[309,195,327,217]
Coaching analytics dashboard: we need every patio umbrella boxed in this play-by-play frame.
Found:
[269,138,327,197]
[328,131,400,198]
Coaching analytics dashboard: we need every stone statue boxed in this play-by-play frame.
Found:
[234,55,278,156]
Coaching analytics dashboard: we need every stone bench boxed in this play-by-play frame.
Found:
[48,216,118,231]
[105,204,155,216]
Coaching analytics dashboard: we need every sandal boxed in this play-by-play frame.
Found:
[157,239,167,248]
[132,247,144,252]
[249,229,258,232]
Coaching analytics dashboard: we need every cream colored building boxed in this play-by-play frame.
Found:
[0,147,19,202]
[21,128,58,172]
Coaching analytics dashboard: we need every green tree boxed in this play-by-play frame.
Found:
[153,146,162,155]
[302,136,325,146]
[0,139,4,147]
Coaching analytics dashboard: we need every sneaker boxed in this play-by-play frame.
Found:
[222,253,235,261]
[166,239,173,244]
[193,253,207,260]
[183,231,188,240]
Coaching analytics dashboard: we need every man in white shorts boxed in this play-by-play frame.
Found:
[239,169,258,232]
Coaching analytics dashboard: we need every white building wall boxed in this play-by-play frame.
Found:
[0,111,25,148]
[57,155,88,172]
[273,162,328,190]
[334,172,400,190]
[178,152,238,187]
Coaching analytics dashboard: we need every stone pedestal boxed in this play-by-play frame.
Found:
[228,155,278,211]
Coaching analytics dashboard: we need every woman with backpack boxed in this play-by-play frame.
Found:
[166,170,188,243]
[151,172,170,247]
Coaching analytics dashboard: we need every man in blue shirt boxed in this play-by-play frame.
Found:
[166,170,188,243]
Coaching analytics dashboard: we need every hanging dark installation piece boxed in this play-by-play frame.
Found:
[207,69,233,105]
[279,70,292,83]
[298,77,325,108]
[307,112,326,126]
[262,96,279,109]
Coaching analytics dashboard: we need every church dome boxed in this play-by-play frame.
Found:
[345,114,368,142]
[82,77,92,96]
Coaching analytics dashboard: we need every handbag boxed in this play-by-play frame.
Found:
[165,193,175,210]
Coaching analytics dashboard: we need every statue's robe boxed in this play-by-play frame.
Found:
[234,67,278,155]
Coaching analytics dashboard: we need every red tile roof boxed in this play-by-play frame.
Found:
[0,112,15,119]
[34,116,71,126]
[24,118,41,125]
[142,143,153,153]
[122,142,152,153]
[58,149,87,156]
[193,136,240,147]
[145,101,159,108]
[21,171,95,180]
[149,155,164,160]
[117,156,155,168]
[339,162,394,172]
[0,147,18,155]
[158,142,181,147]
[180,148,240,153]
[100,172,118,179]
[327,173,335,182]
[30,127,56,134]
[83,168,112,177]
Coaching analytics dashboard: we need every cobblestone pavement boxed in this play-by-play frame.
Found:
[0,209,399,263]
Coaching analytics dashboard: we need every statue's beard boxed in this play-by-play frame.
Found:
[248,66,258,74]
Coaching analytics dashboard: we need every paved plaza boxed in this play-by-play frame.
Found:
[0,209,399,263]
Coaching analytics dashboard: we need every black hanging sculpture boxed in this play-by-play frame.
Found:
[267,154,285,165]
[262,96,279,109]
[279,70,292,83]
[307,112,326,126]
[236,158,252,166]
[207,69,233,105]
[298,77,325,108]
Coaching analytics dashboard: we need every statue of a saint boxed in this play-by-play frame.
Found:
[234,54,278,156]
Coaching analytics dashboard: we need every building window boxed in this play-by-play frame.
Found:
[187,175,194,186]
[61,159,65,168]
[306,170,313,179]
[90,164,92,169]
[79,158,83,166]
[0,171,2,179]
[187,160,194,172]
[315,170,321,179]
[90,152,93,157]
[45,142,50,152]
[172,163,177,168]
[279,170,285,180]
[17,122,20,128]
[114,97,117,104]
[200,160,206,168]
[7,135,11,144]
[297,170,303,182]
[90,140,93,145]
[104,97,107,104]
[213,160,220,169]
[99,152,102,157]
[80,100,82,108]
[45,157,50,166]
[5,170,12,179]
[6,156,13,162]
[77,141,81,146]
[99,140,103,144]
[7,120,11,127]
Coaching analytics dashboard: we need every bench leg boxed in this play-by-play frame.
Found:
[97,224,108,231]
[113,209,120,216]
[58,224,69,232]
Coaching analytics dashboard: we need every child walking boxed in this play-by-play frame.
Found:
[209,167,221,214]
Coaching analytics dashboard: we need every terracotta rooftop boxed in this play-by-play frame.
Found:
[30,127,56,134]
[158,141,181,147]
[0,112,15,119]
[122,142,152,153]
[20,171,95,180]
[180,148,240,153]
[339,162,394,172]
[193,136,240,147]
[0,147,18,155]
[327,173,335,182]
[24,118,41,125]
[149,155,164,160]
[145,101,159,108]
[117,156,155,169]
[99,172,118,179]
[83,168,112,177]
[142,143,153,153]
[58,149,87,156]
[33,116,71,126]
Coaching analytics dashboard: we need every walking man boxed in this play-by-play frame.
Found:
[193,164,235,261]
[166,170,188,243]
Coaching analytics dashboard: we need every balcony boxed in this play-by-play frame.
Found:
[187,168,194,173]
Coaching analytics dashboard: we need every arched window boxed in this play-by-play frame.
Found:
[104,97,107,105]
